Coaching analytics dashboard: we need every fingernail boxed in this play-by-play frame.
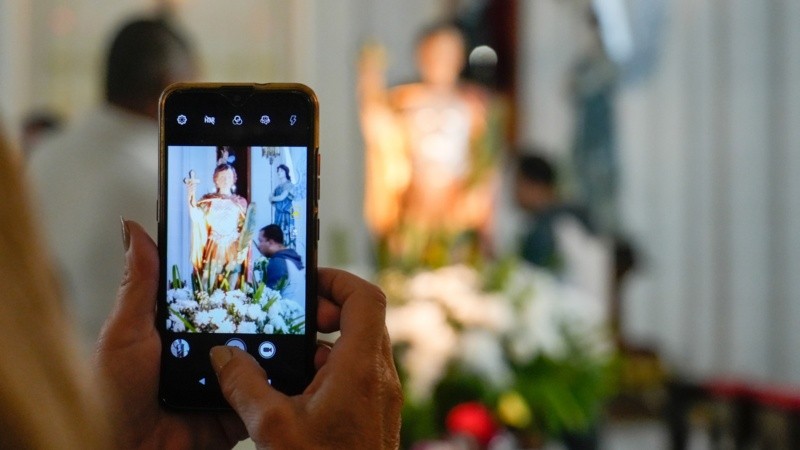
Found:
[210,346,233,372]
[120,217,130,251]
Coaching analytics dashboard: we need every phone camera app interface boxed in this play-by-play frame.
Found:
[165,145,309,335]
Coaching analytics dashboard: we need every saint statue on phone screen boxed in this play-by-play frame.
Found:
[185,161,253,293]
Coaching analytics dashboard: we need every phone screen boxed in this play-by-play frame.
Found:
[157,84,318,409]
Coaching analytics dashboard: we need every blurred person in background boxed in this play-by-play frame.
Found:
[20,110,63,159]
[515,152,594,271]
[515,151,610,304]
[2,123,402,448]
[28,15,198,350]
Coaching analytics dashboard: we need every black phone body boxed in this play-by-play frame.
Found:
[157,83,319,409]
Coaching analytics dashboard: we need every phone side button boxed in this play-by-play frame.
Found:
[316,218,320,241]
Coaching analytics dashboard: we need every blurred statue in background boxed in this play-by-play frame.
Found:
[358,22,502,269]
[569,11,619,235]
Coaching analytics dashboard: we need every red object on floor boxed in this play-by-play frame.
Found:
[446,402,499,446]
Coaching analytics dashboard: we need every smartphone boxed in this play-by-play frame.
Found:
[157,83,319,409]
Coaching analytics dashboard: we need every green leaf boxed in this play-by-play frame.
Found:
[168,307,197,332]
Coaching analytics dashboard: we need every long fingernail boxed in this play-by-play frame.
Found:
[120,217,130,251]
[210,346,233,372]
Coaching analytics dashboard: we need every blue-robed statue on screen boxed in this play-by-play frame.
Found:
[270,164,297,249]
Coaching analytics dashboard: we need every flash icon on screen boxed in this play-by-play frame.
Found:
[289,115,297,126]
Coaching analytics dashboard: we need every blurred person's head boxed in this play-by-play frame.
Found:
[515,152,558,213]
[21,110,63,157]
[415,22,466,88]
[257,224,285,257]
[104,16,197,119]
[0,125,110,447]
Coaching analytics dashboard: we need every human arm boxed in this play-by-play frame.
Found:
[270,184,290,202]
[184,170,199,208]
[94,220,246,449]
[94,220,401,449]
[211,268,403,449]
[264,257,288,290]
[357,45,411,237]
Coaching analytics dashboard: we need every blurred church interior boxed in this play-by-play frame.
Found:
[3,0,800,448]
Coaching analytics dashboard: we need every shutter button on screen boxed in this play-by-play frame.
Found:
[225,338,246,351]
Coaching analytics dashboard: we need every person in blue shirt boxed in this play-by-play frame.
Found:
[256,224,305,302]
[515,152,594,273]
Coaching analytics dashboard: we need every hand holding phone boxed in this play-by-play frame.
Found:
[95,223,402,448]
[209,268,403,449]
[96,220,247,448]
[157,83,319,409]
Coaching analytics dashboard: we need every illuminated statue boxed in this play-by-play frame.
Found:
[185,163,253,293]
[358,23,501,268]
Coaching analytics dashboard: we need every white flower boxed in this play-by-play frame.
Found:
[194,311,213,326]
[269,312,287,332]
[208,290,225,307]
[167,288,193,305]
[225,289,247,306]
[256,287,282,304]
[217,318,236,333]
[387,300,457,401]
[457,329,512,388]
[208,308,229,324]
[237,321,258,333]
[244,304,266,321]
[263,324,274,334]
[385,261,614,406]
[167,314,186,332]
[281,300,303,317]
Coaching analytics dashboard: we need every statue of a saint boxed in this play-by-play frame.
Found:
[185,163,252,292]
[358,23,501,268]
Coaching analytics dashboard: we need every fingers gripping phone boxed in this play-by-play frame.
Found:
[157,83,319,409]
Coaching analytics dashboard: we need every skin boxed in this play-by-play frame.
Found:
[416,29,465,88]
[271,169,290,202]
[95,221,403,449]
[256,231,282,257]
[515,178,557,214]
[214,169,236,195]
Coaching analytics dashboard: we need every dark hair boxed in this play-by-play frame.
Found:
[416,21,465,47]
[517,154,556,186]
[213,163,237,178]
[260,224,284,245]
[277,164,291,181]
[104,16,194,106]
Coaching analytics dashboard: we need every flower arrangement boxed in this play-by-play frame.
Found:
[166,264,304,334]
[383,261,617,446]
